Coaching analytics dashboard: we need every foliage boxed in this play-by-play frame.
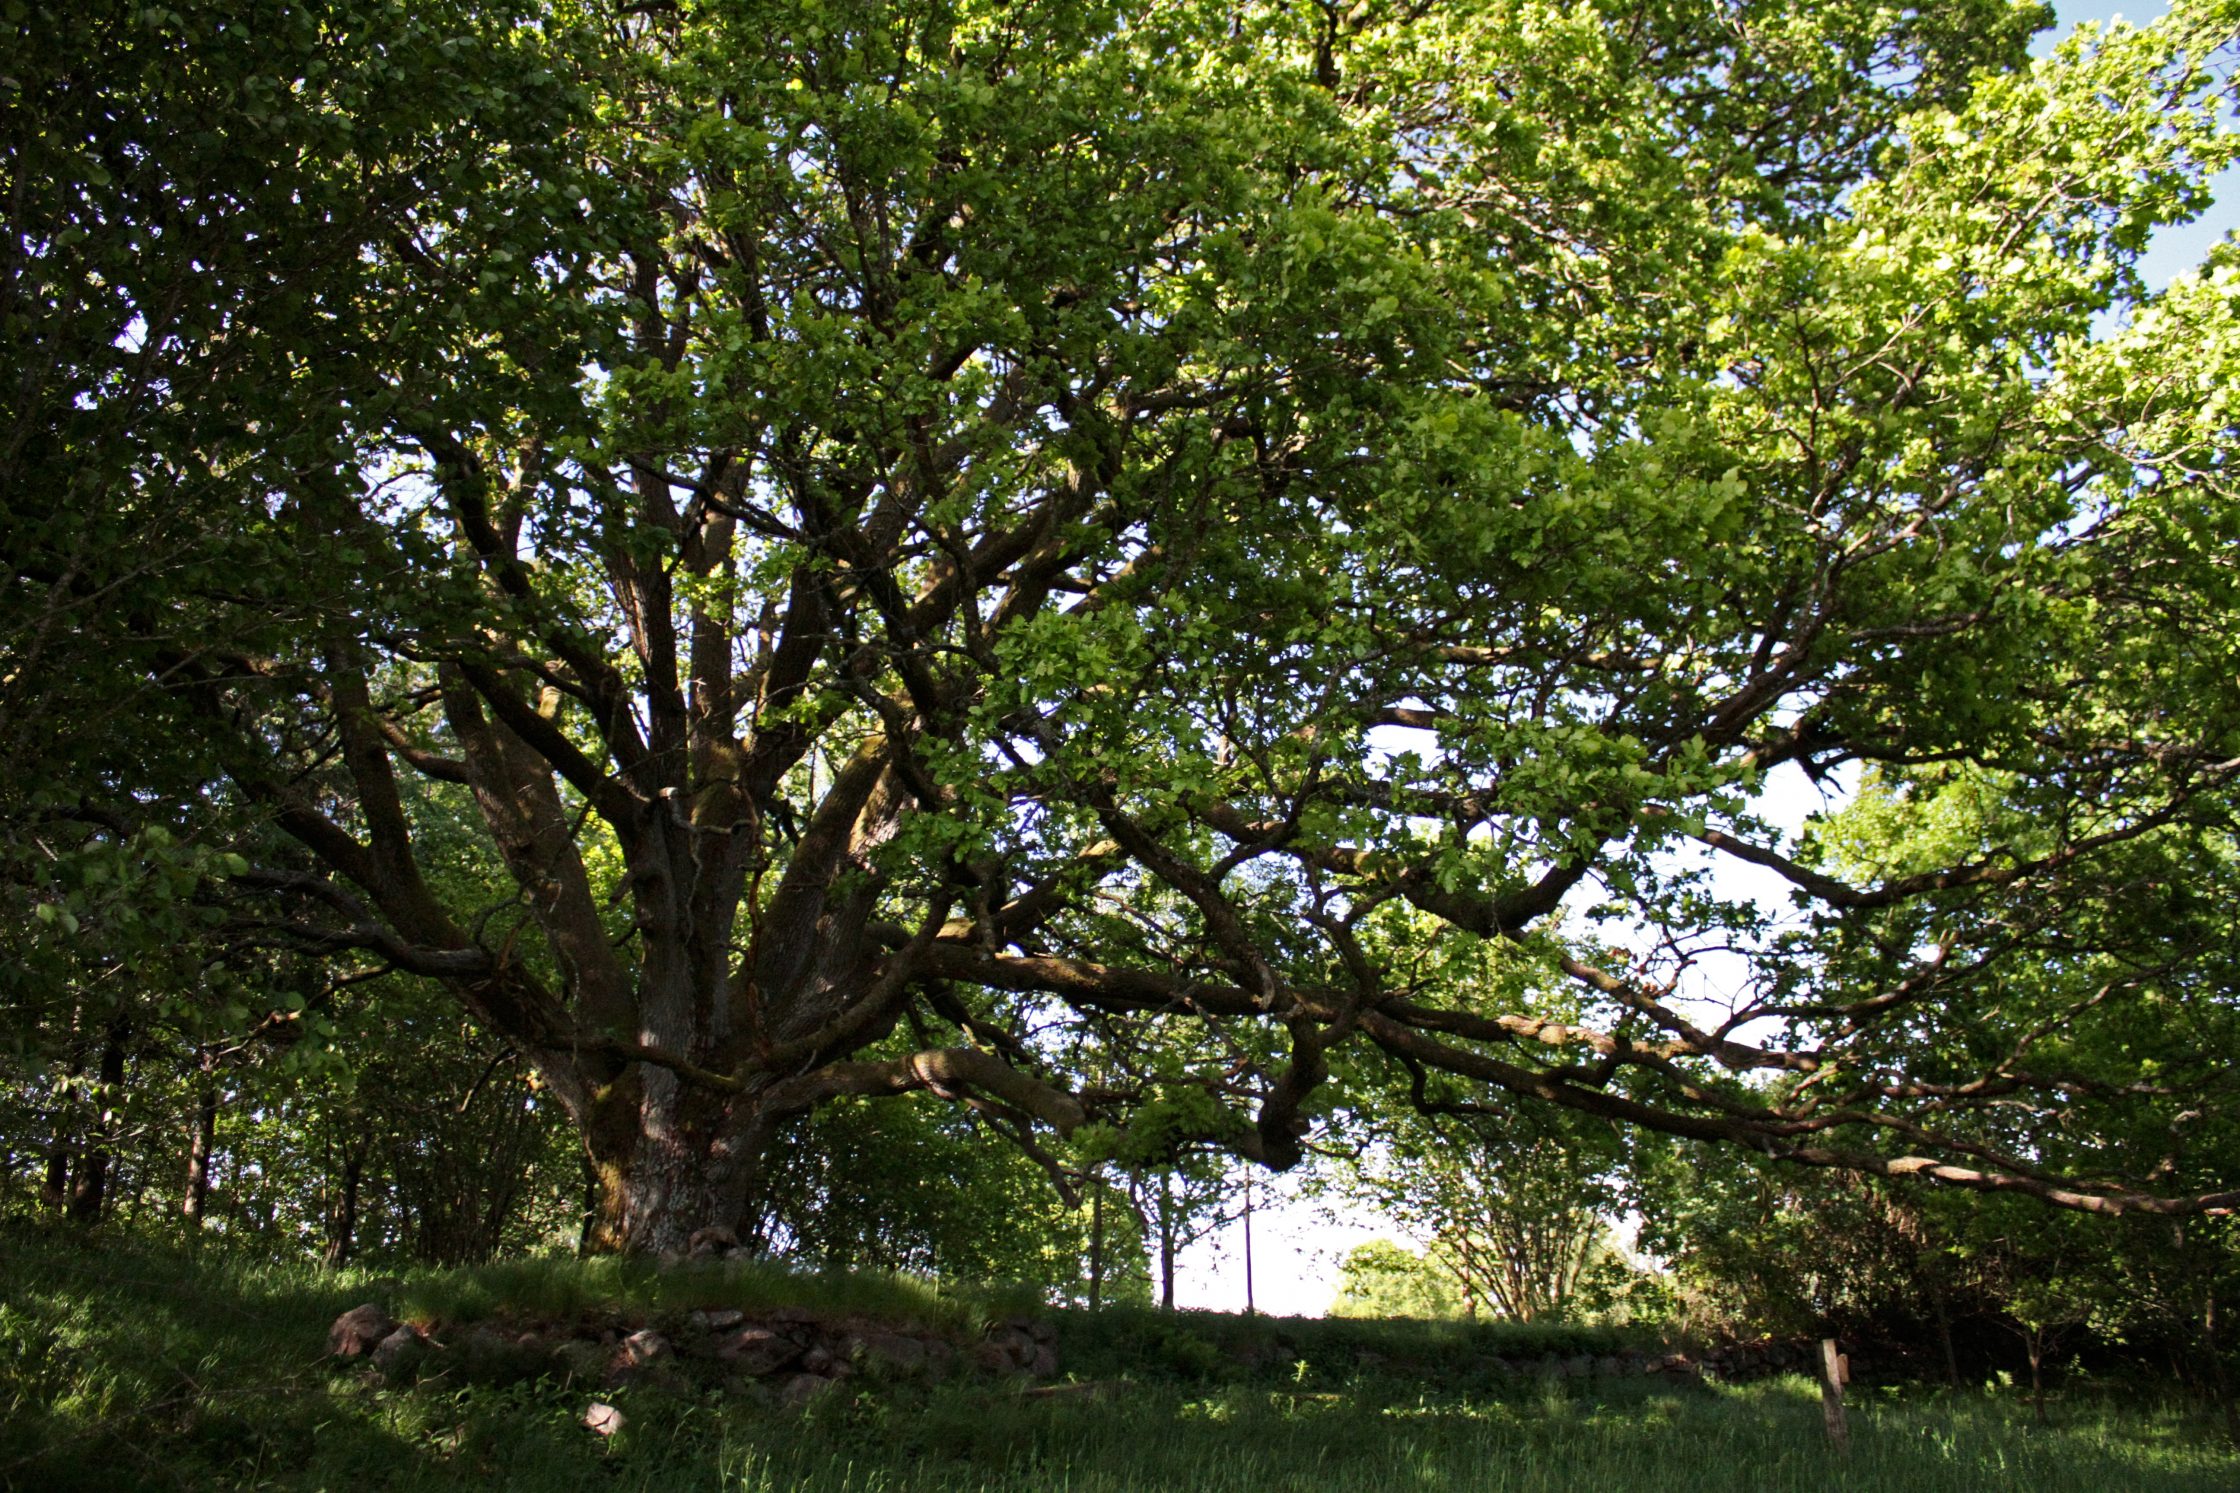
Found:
[0,969,583,1260]
[1631,1140,1940,1342]
[1329,1238,1470,1320]
[8,0,2240,1265]
[1632,1132,2240,1416]
[1330,1032,1645,1321]
[747,1093,1151,1303]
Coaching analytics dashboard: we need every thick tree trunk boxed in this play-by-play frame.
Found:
[580,1070,771,1255]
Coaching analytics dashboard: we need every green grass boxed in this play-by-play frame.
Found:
[3,1225,2234,1492]
[1055,1303,1658,1387]
[390,1250,1042,1334]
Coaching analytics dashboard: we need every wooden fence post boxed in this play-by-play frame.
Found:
[1819,1337,1850,1450]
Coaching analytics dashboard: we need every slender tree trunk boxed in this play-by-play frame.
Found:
[1242,1183,1255,1315]
[2202,1291,2238,1448]
[1934,1288,1960,1387]
[579,1154,599,1255]
[44,1040,80,1213]
[182,1071,217,1228]
[325,1146,365,1267]
[1089,1183,1105,1312]
[2026,1330,2046,1425]
[67,1018,127,1226]
[42,1136,69,1213]
[1160,1178,1178,1311]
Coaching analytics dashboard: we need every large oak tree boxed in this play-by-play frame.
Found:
[9,0,2240,1252]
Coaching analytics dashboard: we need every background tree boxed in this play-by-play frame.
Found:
[1341,1090,1628,1321]
[1,0,606,1233]
[1329,1239,1470,1321]
[747,1090,1149,1300]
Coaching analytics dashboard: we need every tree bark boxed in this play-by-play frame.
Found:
[1933,1287,1960,1386]
[1158,1173,1177,1311]
[1242,1184,1255,1315]
[2202,1291,2238,1447]
[579,1072,774,1255]
[66,1018,127,1226]
[1819,1338,1850,1450]
[182,1069,217,1228]
[1089,1181,1105,1311]
[42,1136,68,1214]
[325,1145,365,1267]
[43,1041,78,1213]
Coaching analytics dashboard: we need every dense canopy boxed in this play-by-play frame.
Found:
[5,0,2239,1253]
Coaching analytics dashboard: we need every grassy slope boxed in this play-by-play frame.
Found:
[2,1226,2234,1493]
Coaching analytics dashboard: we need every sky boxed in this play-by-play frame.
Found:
[2040,3,2240,289]
[1166,0,2239,1320]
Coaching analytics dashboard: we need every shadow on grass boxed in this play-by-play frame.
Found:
[2,1225,2233,1493]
